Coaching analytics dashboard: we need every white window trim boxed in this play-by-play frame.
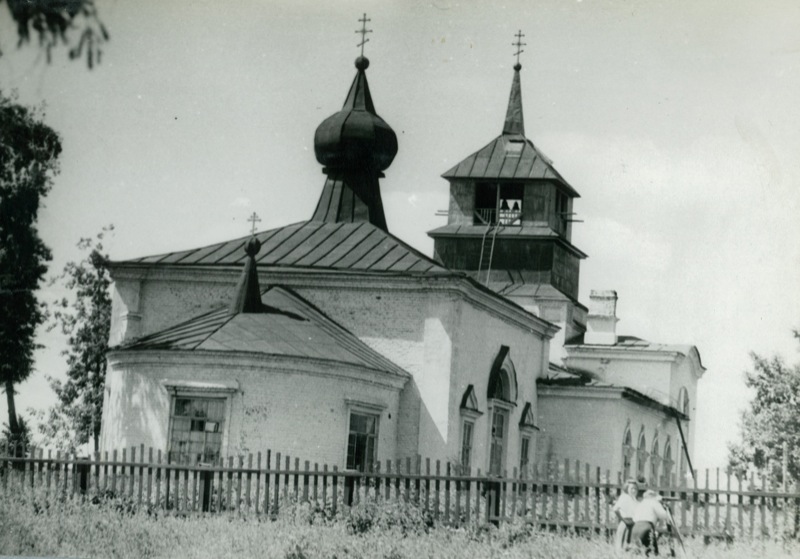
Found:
[344,399,385,471]
[166,387,235,464]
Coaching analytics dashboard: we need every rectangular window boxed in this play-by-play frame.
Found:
[489,408,507,476]
[346,412,378,472]
[168,397,225,465]
[520,435,531,473]
[460,421,474,472]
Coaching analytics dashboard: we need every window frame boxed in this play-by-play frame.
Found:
[344,399,385,473]
[650,436,660,485]
[487,399,514,476]
[460,419,475,474]
[167,394,230,465]
[662,438,673,485]
[519,434,531,476]
[622,427,634,480]
[636,428,648,479]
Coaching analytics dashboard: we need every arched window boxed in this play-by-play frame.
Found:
[491,369,509,400]
[636,429,647,479]
[662,438,673,485]
[678,387,690,417]
[487,346,518,403]
[650,437,660,485]
[622,427,634,480]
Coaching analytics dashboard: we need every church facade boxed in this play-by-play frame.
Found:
[100,49,704,482]
[100,54,555,476]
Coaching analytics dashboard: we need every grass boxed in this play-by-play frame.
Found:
[1,493,798,559]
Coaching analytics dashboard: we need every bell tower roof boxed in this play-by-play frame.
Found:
[440,34,578,196]
[503,63,525,137]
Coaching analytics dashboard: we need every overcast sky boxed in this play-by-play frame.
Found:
[1,0,798,471]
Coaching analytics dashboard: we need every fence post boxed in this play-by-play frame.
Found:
[77,456,90,495]
[199,463,212,513]
[344,469,355,507]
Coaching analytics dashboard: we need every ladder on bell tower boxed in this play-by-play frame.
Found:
[477,224,500,286]
[477,185,503,286]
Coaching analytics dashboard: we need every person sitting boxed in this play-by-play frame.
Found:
[630,489,670,556]
[612,478,640,550]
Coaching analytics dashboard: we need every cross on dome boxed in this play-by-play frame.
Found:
[513,30,526,69]
[355,13,372,57]
[247,212,261,235]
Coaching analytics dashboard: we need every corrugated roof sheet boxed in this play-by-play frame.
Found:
[118,286,409,378]
[117,221,450,276]
[442,135,580,198]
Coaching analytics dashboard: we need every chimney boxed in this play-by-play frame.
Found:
[585,290,618,345]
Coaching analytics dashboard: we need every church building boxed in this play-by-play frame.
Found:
[101,53,554,477]
[100,38,704,483]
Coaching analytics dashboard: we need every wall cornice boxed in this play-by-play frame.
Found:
[108,264,558,339]
[107,349,408,391]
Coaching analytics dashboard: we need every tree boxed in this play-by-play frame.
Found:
[1,0,108,68]
[38,226,112,452]
[728,331,800,484]
[0,92,60,450]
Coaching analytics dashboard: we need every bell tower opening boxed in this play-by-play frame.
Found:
[474,183,523,226]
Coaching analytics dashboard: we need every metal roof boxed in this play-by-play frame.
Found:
[428,223,560,238]
[116,221,450,276]
[565,334,696,356]
[441,135,580,198]
[118,286,409,378]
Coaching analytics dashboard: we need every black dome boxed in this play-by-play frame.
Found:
[314,57,398,172]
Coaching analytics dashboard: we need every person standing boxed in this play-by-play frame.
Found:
[612,479,640,550]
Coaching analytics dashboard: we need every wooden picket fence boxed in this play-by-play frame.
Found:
[2,444,799,541]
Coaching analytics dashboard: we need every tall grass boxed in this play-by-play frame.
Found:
[0,492,797,558]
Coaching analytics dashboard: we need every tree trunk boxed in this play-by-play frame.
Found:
[4,378,19,435]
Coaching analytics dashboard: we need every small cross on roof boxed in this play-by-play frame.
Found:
[513,30,526,66]
[356,13,372,56]
[247,212,261,235]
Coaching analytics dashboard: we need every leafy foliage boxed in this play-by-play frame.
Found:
[1,0,108,67]
[0,92,59,439]
[39,226,112,452]
[728,331,800,483]
[0,413,31,452]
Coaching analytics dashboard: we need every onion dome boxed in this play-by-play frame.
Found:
[314,56,398,172]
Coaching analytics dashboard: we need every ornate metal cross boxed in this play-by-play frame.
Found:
[247,212,261,235]
[356,13,372,56]
[513,30,526,65]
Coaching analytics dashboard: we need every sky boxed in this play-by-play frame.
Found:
[1,0,798,472]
